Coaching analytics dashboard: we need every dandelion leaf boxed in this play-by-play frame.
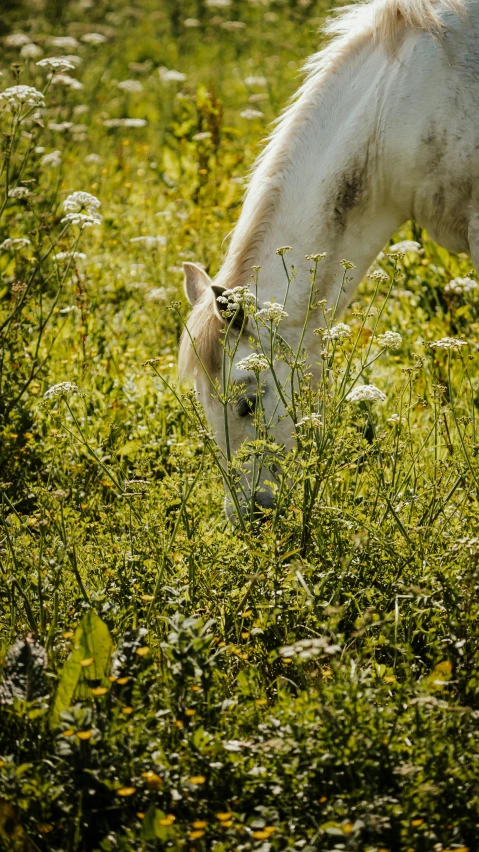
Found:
[51,611,113,729]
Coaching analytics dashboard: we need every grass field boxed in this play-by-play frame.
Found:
[2,1,479,850]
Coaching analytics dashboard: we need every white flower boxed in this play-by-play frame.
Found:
[61,212,101,228]
[206,0,232,6]
[388,413,402,424]
[20,43,43,59]
[122,118,147,127]
[84,153,102,164]
[184,18,200,27]
[221,20,246,30]
[37,56,75,72]
[130,235,166,249]
[8,187,30,199]
[216,286,256,317]
[321,322,352,343]
[63,54,82,67]
[255,300,288,324]
[50,36,79,50]
[159,67,186,83]
[53,251,87,262]
[296,413,323,428]
[0,85,45,109]
[240,108,263,120]
[81,32,107,45]
[244,75,267,87]
[388,240,423,255]
[279,637,341,660]
[345,384,386,403]
[44,381,80,400]
[145,287,168,302]
[48,121,73,132]
[117,79,143,93]
[192,131,211,141]
[444,277,479,296]
[236,354,269,372]
[41,150,62,168]
[63,191,101,215]
[51,74,83,89]
[376,331,402,350]
[5,33,31,48]
[430,337,467,350]
[0,238,31,251]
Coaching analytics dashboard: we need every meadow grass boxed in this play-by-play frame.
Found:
[1,1,479,850]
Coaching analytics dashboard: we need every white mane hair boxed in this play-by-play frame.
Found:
[178,0,465,381]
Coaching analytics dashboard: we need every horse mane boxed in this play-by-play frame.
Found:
[178,0,465,381]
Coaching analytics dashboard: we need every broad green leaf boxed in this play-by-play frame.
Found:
[142,808,175,841]
[51,611,113,729]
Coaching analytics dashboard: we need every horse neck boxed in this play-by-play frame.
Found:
[216,37,408,342]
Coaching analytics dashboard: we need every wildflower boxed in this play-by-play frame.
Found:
[37,56,75,72]
[53,251,87,262]
[222,20,246,30]
[444,277,479,295]
[5,33,31,47]
[123,118,147,127]
[217,286,256,317]
[206,0,232,6]
[296,413,323,428]
[0,85,45,109]
[368,269,389,282]
[51,74,83,89]
[116,786,136,797]
[376,330,402,350]
[193,131,212,141]
[159,67,187,83]
[81,33,107,45]
[388,413,402,424]
[345,384,386,403]
[305,252,327,262]
[0,238,31,251]
[430,337,467,350]
[21,44,43,59]
[50,36,80,50]
[145,287,168,302]
[320,323,352,343]
[240,108,264,120]
[188,776,206,784]
[84,153,102,164]
[8,187,30,199]
[41,150,62,168]
[130,235,166,249]
[236,354,269,372]
[62,212,101,228]
[48,122,73,132]
[388,240,423,255]
[63,55,82,67]
[340,259,356,270]
[276,246,292,256]
[43,382,80,400]
[117,79,143,93]
[279,637,341,660]
[184,18,201,27]
[244,75,267,86]
[255,300,288,324]
[63,191,101,215]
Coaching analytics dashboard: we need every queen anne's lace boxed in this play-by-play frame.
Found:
[37,57,75,72]
[236,354,269,372]
[376,331,402,350]
[444,277,479,296]
[255,301,288,324]
[388,240,423,255]
[44,382,80,400]
[346,384,386,403]
[321,323,352,343]
[0,238,31,250]
[296,414,323,428]
[0,85,45,109]
[430,337,467,350]
[216,286,256,317]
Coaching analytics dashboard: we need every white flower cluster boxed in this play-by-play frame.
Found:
[21,44,43,59]
[240,108,264,120]
[279,637,341,660]
[61,191,101,228]
[44,381,80,400]
[345,384,386,403]
[5,33,31,47]
[103,118,147,128]
[376,330,402,350]
[159,67,186,83]
[216,286,257,317]
[244,75,267,87]
[117,79,143,93]
[296,413,323,429]
[41,150,62,168]
[50,36,79,50]
[51,74,83,90]
[81,33,107,45]
[444,277,479,296]
[236,353,269,372]
[206,0,232,7]
[37,57,75,72]
[8,187,30,199]
[130,235,166,249]
[0,85,45,109]
[53,251,87,262]
[1,237,31,251]
[430,337,467,350]
[256,300,288,324]
[388,240,423,255]
[321,322,352,343]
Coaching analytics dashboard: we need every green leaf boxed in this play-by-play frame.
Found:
[141,808,175,841]
[51,611,113,729]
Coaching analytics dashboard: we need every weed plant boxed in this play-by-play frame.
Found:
[1,1,479,850]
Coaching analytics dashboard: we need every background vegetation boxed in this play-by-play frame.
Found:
[1,0,479,850]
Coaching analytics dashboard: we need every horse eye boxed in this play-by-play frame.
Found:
[236,395,256,417]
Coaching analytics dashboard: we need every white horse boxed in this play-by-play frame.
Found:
[179,0,474,520]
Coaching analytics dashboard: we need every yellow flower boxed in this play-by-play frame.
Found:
[76,730,93,740]
[117,786,136,797]
[185,708,196,716]
[80,657,94,667]
[141,770,162,789]
[189,830,205,839]
[122,706,134,715]
[192,820,207,829]
[117,676,129,685]
[158,814,176,826]
[135,646,150,656]
[189,775,206,784]
[411,819,424,827]
[252,831,269,839]
[63,631,74,639]
[91,686,108,696]
[216,812,232,821]
[62,729,75,737]
[140,594,154,602]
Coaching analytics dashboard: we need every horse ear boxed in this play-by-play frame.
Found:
[212,284,246,330]
[183,262,212,306]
